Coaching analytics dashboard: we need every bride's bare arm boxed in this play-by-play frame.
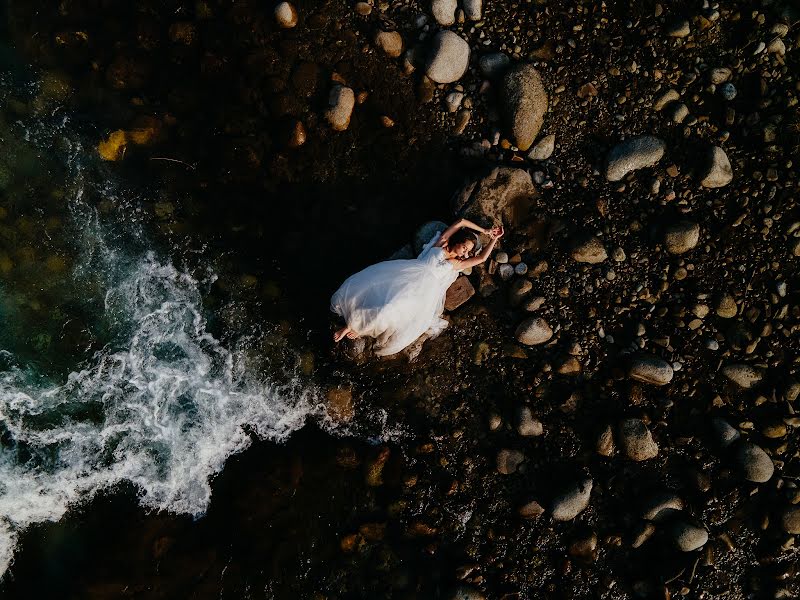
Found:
[451,226,504,270]
[436,218,489,247]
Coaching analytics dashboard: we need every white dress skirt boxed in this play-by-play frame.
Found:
[330,234,459,356]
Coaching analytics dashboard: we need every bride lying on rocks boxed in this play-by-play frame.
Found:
[331,218,504,357]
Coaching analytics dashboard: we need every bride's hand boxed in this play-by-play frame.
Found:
[489,226,504,240]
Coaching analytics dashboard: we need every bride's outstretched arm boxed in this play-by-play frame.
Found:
[452,226,504,270]
[436,218,489,247]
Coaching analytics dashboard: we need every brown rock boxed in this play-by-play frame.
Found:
[445,276,475,311]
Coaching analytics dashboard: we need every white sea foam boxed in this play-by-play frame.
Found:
[0,253,326,576]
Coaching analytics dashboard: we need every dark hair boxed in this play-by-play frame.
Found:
[447,228,479,255]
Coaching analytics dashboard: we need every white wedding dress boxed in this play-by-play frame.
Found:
[331,234,459,356]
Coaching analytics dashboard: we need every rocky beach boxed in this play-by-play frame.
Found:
[1,0,799,598]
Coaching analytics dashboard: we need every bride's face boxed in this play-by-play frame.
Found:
[451,239,475,259]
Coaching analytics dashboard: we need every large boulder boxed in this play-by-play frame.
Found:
[452,167,537,228]
[500,64,548,151]
[425,31,470,84]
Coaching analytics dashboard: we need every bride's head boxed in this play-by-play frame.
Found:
[446,229,480,259]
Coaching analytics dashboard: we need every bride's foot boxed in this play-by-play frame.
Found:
[334,327,356,343]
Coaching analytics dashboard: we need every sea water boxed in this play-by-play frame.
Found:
[0,66,329,577]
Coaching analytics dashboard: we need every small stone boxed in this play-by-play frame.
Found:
[274,1,298,28]
[670,520,709,552]
[495,252,509,264]
[514,262,528,276]
[631,522,656,548]
[722,364,764,389]
[664,221,700,254]
[515,317,553,346]
[571,235,607,263]
[517,406,544,437]
[509,278,533,307]
[767,38,786,56]
[528,134,556,161]
[605,136,666,182]
[354,2,372,15]
[711,418,741,448]
[708,67,732,85]
[700,146,733,188]
[375,30,403,58]
[618,418,659,461]
[431,0,457,26]
[611,247,626,262]
[498,263,514,280]
[462,0,481,20]
[518,499,545,519]
[478,53,509,78]
[719,82,737,101]
[551,477,593,521]
[497,449,525,474]
[668,102,690,124]
[522,296,545,312]
[425,31,470,84]
[734,442,774,483]
[287,120,306,148]
[715,294,737,318]
[641,492,684,521]
[445,91,464,113]
[596,425,615,457]
[653,88,679,111]
[569,532,598,562]
[325,85,355,131]
[781,507,800,534]
[628,354,674,386]
[667,19,690,37]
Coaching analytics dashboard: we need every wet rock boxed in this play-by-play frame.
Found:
[570,235,607,263]
[366,448,390,486]
[325,85,355,131]
[431,0,457,26]
[425,31,470,84]
[463,0,481,20]
[478,53,510,78]
[700,146,733,188]
[326,387,354,422]
[722,364,764,389]
[719,82,737,101]
[552,477,593,521]
[781,507,800,534]
[664,221,700,254]
[500,64,548,152]
[670,520,708,552]
[497,449,525,474]
[605,136,666,182]
[641,492,684,521]
[518,499,545,519]
[515,317,553,345]
[667,102,689,124]
[528,134,555,161]
[715,294,738,318]
[452,167,537,228]
[274,1,298,28]
[375,30,403,58]
[517,406,543,437]
[618,418,659,461]
[628,354,674,385]
[734,442,774,483]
